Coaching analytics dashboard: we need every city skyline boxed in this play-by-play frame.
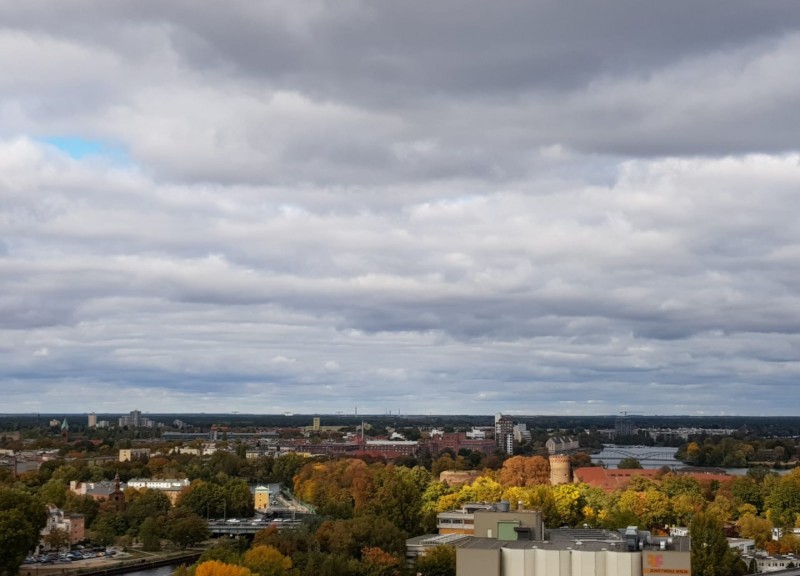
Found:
[1,2,800,415]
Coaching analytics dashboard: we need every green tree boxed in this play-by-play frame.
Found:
[199,539,248,565]
[167,507,209,548]
[746,466,773,484]
[659,474,702,498]
[179,479,226,518]
[363,465,424,534]
[64,492,101,526]
[570,452,594,469]
[764,469,800,527]
[91,512,128,545]
[37,478,68,507]
[272,453,307,487]
[731,477,764,514]
[0,487,48,576]
[203,451,242,479]
[224,477,255,518]
[125,488,171,529]
[415,545,456,576]
[43,527,70,553]
[317,515,407,559]
[139,516,162,551]
[617,457,643,469]
[253,524,316,559]
[690,511,747,576]
[300,552,360,576]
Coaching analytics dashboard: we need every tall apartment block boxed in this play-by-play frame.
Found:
[495,413,514,455]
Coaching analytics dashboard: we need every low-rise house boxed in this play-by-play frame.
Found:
[254,483,282,511]
[119,448,151,462]
[437,503,496,535]
[70,479,128,501]
[727,538,755,554]
[742,552,799,573]
[41,505,84,550]
[126,478,190,504]
[545,436,579,454]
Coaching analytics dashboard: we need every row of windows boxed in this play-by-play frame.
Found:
[437,519,474,526]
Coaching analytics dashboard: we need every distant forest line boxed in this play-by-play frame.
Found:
[3,413,800,435]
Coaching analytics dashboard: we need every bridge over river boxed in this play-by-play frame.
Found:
[592,445,680,467]
[208,517,307,536]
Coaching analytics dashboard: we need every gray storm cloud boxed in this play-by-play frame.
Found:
[1,1,799,414]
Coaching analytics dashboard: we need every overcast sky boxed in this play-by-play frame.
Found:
[2,1,800,416]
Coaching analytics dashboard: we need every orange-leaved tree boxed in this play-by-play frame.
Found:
[498,456,550,487]
[195,560,252,576]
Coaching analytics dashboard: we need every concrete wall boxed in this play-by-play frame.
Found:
[474,510,543,541]
[468,546,649,576]
[457,547,501,576]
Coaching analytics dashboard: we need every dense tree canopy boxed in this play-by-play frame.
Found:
[763,469,800,527]
[243,545,293,576]
[498,456,550,487]
[4,421,800,576]
[0,487,48,576]
[415,545,456,576]
[690,511,747,576]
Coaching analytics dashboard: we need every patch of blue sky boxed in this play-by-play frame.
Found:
[40,135,130,165]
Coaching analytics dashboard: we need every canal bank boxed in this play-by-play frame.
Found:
[22,551,202,576]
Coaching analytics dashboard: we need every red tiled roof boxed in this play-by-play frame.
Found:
[572,467,660,491]
[573,467,733,492]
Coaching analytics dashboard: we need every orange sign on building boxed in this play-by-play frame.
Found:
[642,551,691,575]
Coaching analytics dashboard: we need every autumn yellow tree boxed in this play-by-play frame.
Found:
[736,513,773,549]
[764,468,800,527]
[777,533,800,555]
[551,484,585,527]
[195,560,253,576]
[669,492,705,526]
[243,545,292,576]
[615,489,670,530]
[434,475,503,513]
[579,485,610,528]
[706,493,735,525]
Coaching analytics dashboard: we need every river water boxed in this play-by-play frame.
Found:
[119,565,183,576]
[590,445,793,476]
